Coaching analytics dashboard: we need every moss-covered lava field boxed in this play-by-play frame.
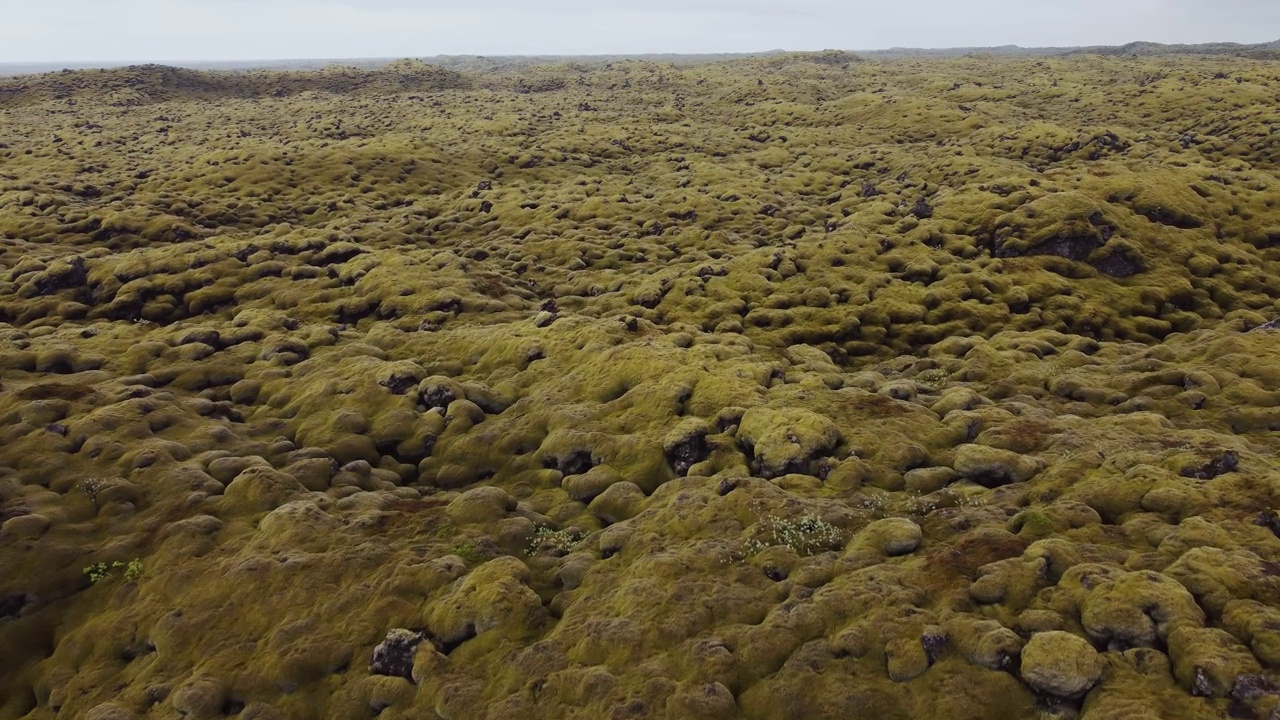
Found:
[2,50,1280,719]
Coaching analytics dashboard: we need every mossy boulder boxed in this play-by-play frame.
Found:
[855,517,923,556]
[946,616,1023,671]
[1056,565,1206,647]
[446,486,516,525]
[562,464,624,502]
[903,466,957,494]
[1167,626,1262,698]
[424,557,547,645]
[736,407,841,479]
[221,466,308,514]
[170,675,229,719]
[1222,600,1280,669]
[1019,631,1104,697]
[589,481,647,524]
[952,444,1044,487]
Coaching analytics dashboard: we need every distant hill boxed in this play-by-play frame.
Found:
[0,60,470,107]
[1,39,1275,86]
[0,58,419,77]
[420,51,786,73]
[860,39,1280,59]
[1068,39,1280,58]
[0,51,786,78]
[859,45,1074,59]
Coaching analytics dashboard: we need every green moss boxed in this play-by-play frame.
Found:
[2,51,1280,720]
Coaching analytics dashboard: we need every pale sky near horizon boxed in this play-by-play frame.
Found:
[5,0,1278,63]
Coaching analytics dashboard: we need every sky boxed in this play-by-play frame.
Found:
[5,0,1279,63]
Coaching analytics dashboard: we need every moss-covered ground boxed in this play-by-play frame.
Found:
[1,52,1280,719]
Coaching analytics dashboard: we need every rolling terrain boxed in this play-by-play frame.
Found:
[1,50,1280,719]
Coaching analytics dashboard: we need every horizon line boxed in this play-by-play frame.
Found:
[2,37,1276,68]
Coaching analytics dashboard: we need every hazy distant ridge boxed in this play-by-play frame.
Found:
[2,38,1277,77]
[860,38,1280,59]
[0,60,470,107]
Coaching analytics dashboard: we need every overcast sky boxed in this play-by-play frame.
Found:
[5,0,1278,63]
